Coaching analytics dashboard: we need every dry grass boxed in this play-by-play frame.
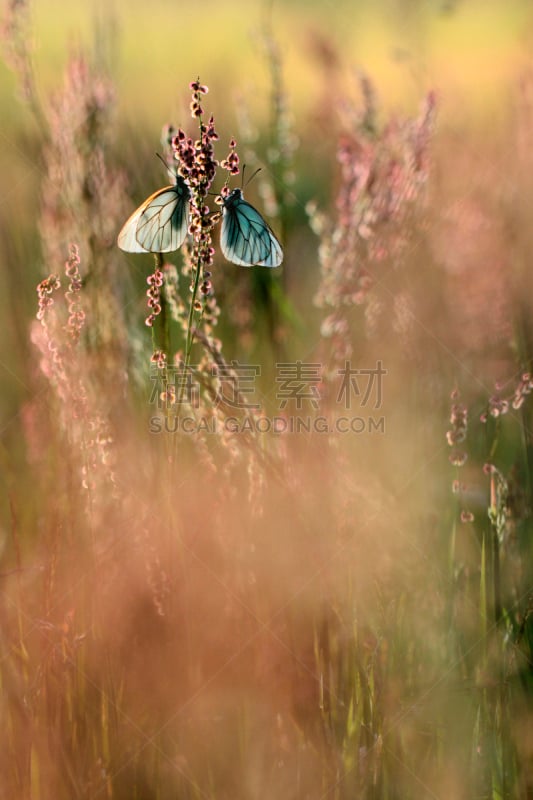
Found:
[1,2,533,798]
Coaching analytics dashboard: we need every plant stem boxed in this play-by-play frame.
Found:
[185,257,202,365]
[180,111,206,402]
[152,252,170,358]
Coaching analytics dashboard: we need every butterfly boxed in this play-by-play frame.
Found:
[220,188,283,267]
[117,169,190,254]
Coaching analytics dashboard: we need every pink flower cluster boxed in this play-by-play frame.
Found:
[145,268,164,327]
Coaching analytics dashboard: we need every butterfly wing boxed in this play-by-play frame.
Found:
[118,178,190,254]
[221,190,283,267]
[117,204,148,253]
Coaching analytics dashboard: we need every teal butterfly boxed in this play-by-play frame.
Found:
[118,169,190,254]
[220,189,283,267]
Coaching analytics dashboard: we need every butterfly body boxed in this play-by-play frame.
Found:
[118,174,190,254]
[221,188,283,268]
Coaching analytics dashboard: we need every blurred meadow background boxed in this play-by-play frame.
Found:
[1,0,533,798]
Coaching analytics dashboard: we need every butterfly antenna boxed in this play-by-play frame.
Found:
[155,151,178,180]
[243,166,262,189]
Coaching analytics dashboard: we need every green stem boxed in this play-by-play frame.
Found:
[150,253,174,460]
[185,257,202,364]
[152,253,169,357]
[177,253,202,416]
[180,110,206,402]
[492,524,502,625]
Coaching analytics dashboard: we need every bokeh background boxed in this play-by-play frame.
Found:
[1,1,533,798]
[1,0,531,422]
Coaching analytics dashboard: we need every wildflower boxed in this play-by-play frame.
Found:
[189,79,208,94]
[446,394,468,453]
[160,385,177,407]
[449,451,467,467]
[220,138,240,176]
[480,372,532,420]
[32,244,117,515]
[488,395,509,418]
[312,83,436,369]
[64,244,85,344]
[150,350,167,369]
[145,267,164,327]
[511,372,533,409]
[36,274,61,320]
[170,82,221,374]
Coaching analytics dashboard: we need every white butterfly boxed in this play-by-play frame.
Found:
[117,170,190,254]
[220,188,283,267]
